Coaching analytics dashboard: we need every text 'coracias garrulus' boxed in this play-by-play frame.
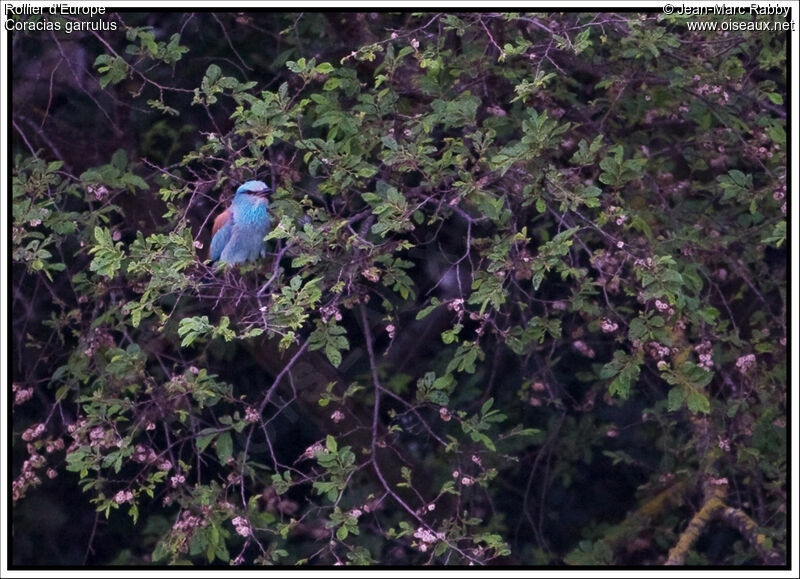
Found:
[210,180,270,264]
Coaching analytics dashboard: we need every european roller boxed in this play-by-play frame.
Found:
[210,180,271,264]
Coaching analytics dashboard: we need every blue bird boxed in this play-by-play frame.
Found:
[209,180,271,264]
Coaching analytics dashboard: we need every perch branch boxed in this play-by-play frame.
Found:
[665,482,783,566]
[665,483,727,565]
[718,505,785,565]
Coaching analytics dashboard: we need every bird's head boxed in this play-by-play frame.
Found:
[235,180,270,196]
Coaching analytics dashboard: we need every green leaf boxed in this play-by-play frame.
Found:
[667,386,687,412]
[215,431,233,463]
[309,321,350,368]
[94,54,129,88]
[766,92,783,105]
[600,350,643,399]
[111,149,128,170]
[687,390,711,414]
[177,316,213,348]
[88,226,125,278]
[476,432,496,451]
[336,525,349,541]
[446,342,484,374]
[416,298,441,320]
[762,220,785,248]
[325,344,342,367]
[426,390,450,406]
[326,434,338,453]
[432,373,454,390]
[271,472,292,495]
[196,431,217,453]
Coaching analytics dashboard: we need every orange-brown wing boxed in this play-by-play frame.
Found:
[212,209,232,238]
[210,209,234,261]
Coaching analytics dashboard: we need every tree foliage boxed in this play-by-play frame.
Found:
[10,11,786,566]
